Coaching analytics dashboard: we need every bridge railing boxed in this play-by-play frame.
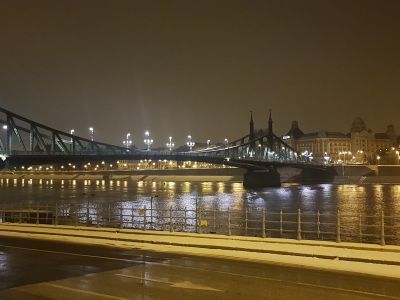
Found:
[0,202,395,246]
[2,149,317,166]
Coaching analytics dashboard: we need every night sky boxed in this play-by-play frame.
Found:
[0,1,399,147]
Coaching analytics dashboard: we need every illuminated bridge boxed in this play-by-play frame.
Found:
[0,107,336,187]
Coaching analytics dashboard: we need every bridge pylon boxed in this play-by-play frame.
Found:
[243,167,280,188]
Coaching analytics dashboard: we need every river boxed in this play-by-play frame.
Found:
[1,178,400,244]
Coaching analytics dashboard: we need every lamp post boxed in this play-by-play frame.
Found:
[123,133,133,149]
[224,138,229,148]
[69,129,75,152]
[89,127,94,141]
[0,125,7,153]
[206,139,211,148]
[186,135,195,151]
[144,130,153,151]
[166,136,175,151]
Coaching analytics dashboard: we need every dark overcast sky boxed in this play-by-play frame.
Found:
[0,0,399,147]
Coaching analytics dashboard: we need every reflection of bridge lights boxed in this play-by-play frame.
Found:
[166,136,175,151]
[186,135,195,151]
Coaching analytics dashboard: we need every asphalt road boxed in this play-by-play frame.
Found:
[0,236,399,300]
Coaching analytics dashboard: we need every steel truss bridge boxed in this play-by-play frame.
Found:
[0,107,335,187]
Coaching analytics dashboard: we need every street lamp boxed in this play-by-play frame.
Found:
[224,138,229,148]
[69,129,75,151]
[206,139,211,148]
[186,135,195,151]
[144,130,153,150]
[2,125,8,130]
[166,136,175,151]
[123,133,133,149]
[89,127,94,141]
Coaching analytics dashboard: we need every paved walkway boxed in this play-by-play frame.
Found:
[0,223,399,280]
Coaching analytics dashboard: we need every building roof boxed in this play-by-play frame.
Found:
[298,131,348,140]
[375,133,390,140]
[285,121,304,139]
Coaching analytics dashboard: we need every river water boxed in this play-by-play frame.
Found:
[1,178,400,244]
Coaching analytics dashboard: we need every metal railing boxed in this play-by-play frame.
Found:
[0,202,398,246]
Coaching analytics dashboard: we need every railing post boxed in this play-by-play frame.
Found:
[96,205,99,228]
[75,204,78,227]
[143,206,147,231]
[108,203,111,226]
[228,208,231,236]
[120,206,123,229]
[184,207,187,231]
[336,208,341,243]
[55,203,58,225]
[86,202,90,226]
[198,208,202,234]
[213,208,216,232]
[359,211,362,243]
[297,209,302,240]
[46,204,49,224]
[169,206,173,232]
[262,208,266,238]
[245,208,248,236]
[280,209,283,237]
[317,210,320,239]
[131,205,134,228]
[195,197,198,233]
[380,209,385,246]
[150,197,153,230]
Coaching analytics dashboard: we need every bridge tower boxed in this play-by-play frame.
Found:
[249,111,256,156]
[249,110,255,140]
[267,109,273,135]
[243,109,281,188]
[267,109,273,150]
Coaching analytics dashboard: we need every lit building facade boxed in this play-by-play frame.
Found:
[283,118,399,163]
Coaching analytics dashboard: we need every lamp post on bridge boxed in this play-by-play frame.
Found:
[123,133,133,149]
[70,129,75,152]
[166,136,175,151]
[89,127,94,141]
[1,125,7,153]
[144,130,153,151]
[186,135,195,152]
[206,139,211,148]
[224,138,229,148]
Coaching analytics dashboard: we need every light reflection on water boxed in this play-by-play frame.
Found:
[0,178,400,216]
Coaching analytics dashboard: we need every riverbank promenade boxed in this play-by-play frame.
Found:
[1,223,400,280]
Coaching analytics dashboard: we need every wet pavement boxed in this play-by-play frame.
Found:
[0,236,399,299]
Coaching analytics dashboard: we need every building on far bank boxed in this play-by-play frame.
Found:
[282,118,399,163]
